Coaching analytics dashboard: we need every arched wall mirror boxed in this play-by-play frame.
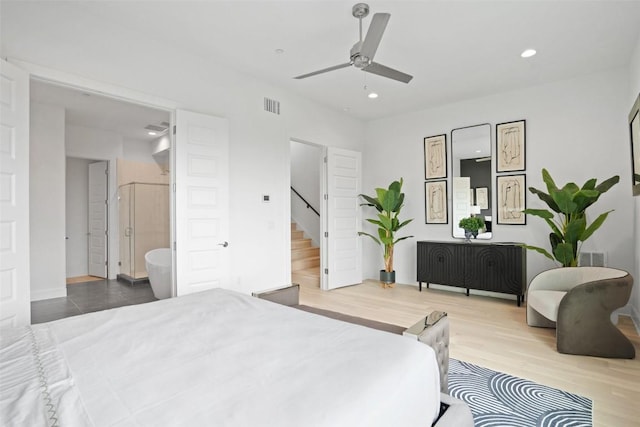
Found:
[451,123,493,239]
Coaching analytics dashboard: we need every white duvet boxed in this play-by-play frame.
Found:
[1,288,440,426]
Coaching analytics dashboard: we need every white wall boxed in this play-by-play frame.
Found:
[123,137,155,162]
[364,68,635,298]
[629,33,640,328]
[30,102,66,300]
[65,157,90,277]
[2,4,364,296]
[290,140,322,245]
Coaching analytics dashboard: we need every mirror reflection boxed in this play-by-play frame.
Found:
[451,124,492,239]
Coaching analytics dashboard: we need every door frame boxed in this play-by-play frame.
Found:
[65,156,111,279]
[10,58,178,287]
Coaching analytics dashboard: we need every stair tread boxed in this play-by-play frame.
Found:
[294,267,320,276]
[292,247,320,260]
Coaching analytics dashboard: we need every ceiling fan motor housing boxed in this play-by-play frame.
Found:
[350,42,370,68]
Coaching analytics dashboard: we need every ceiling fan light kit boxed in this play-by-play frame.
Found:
[294,3,413,84]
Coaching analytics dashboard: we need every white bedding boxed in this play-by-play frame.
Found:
[1,288,440,426]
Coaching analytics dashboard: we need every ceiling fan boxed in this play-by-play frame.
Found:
[294,3,413,84]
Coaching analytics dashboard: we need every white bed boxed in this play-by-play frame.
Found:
[0,288,441,426]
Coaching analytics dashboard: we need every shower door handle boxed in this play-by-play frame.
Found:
[218,241,229,248]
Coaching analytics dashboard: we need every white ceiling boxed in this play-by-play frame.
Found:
[10,1,640,124]
[30,80,171,142]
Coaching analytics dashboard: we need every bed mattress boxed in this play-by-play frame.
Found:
[1,288,440,426]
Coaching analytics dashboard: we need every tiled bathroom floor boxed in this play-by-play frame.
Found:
[31,279,157,324]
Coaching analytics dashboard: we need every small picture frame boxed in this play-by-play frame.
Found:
[496,174,526,225]
[475,187,489,210]
[425,180,448,224]
[496,120,526,172]
[424,134,447,180]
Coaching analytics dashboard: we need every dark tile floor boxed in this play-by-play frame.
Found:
[31,279,157,324]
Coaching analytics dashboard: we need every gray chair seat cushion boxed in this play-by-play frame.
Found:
[528,290,566,321]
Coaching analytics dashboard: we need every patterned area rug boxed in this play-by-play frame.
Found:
[449,359,592,427]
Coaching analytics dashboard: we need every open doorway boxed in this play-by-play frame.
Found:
[290,140,323,288]
[30,79,171,316]
[290,141,363,291]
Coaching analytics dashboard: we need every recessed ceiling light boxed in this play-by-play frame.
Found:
[343,107,351,112]
[521,49,537,58]
[148,131,157,136]
[275,48,285,54]
[368,92,378,99]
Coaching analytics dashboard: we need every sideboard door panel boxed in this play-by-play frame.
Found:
[417,242,464,287]
[465,245,524,294]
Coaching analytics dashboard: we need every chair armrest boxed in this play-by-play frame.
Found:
[528,267,628,293]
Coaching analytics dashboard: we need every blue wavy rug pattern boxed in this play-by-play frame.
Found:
[448,359,592,427]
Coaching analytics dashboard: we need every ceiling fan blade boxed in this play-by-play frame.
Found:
[360,13,390,61]
[294,63,352,80]
[363,62,413,83]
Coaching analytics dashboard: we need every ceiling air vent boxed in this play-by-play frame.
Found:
[145,124,168,132]
[264,97,281,115]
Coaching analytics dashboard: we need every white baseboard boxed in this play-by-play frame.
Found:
[31,287,67,301]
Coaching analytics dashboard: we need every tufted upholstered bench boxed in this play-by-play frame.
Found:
[254,285,474,427]
[403,312,450,393]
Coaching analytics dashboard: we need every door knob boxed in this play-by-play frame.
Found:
[218,241,229,247]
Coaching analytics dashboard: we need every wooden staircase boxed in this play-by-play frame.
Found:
[291,222,320,287]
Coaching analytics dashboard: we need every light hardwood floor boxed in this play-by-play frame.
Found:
[299,280,640,427]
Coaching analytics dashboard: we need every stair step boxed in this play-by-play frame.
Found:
[291,222,319,285]
[292,255,320,271]
[292,247,319,260]
[292,239,312,250]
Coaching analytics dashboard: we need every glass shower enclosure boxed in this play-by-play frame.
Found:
[118,182,170,284]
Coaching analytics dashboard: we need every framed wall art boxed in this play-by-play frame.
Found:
[475,187,489,210]
[425,180,448,224]
[424,134,447,180]
[496,174,526,225]
[496,120,526,173]
[629,92,640,196]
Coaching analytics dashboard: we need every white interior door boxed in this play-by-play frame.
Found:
[88,161,108,277]
[322,147,362,290]
[0,60,30,327]
[175,109,229,296]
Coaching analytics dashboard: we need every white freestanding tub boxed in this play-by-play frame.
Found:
[145,248,172,299]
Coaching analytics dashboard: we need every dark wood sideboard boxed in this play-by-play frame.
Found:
[417,240,527,306]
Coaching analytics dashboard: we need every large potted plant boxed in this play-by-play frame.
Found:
[522,168,619,267]
[359,178,413,287]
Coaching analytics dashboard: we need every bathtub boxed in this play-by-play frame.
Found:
[145,248,172,299]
